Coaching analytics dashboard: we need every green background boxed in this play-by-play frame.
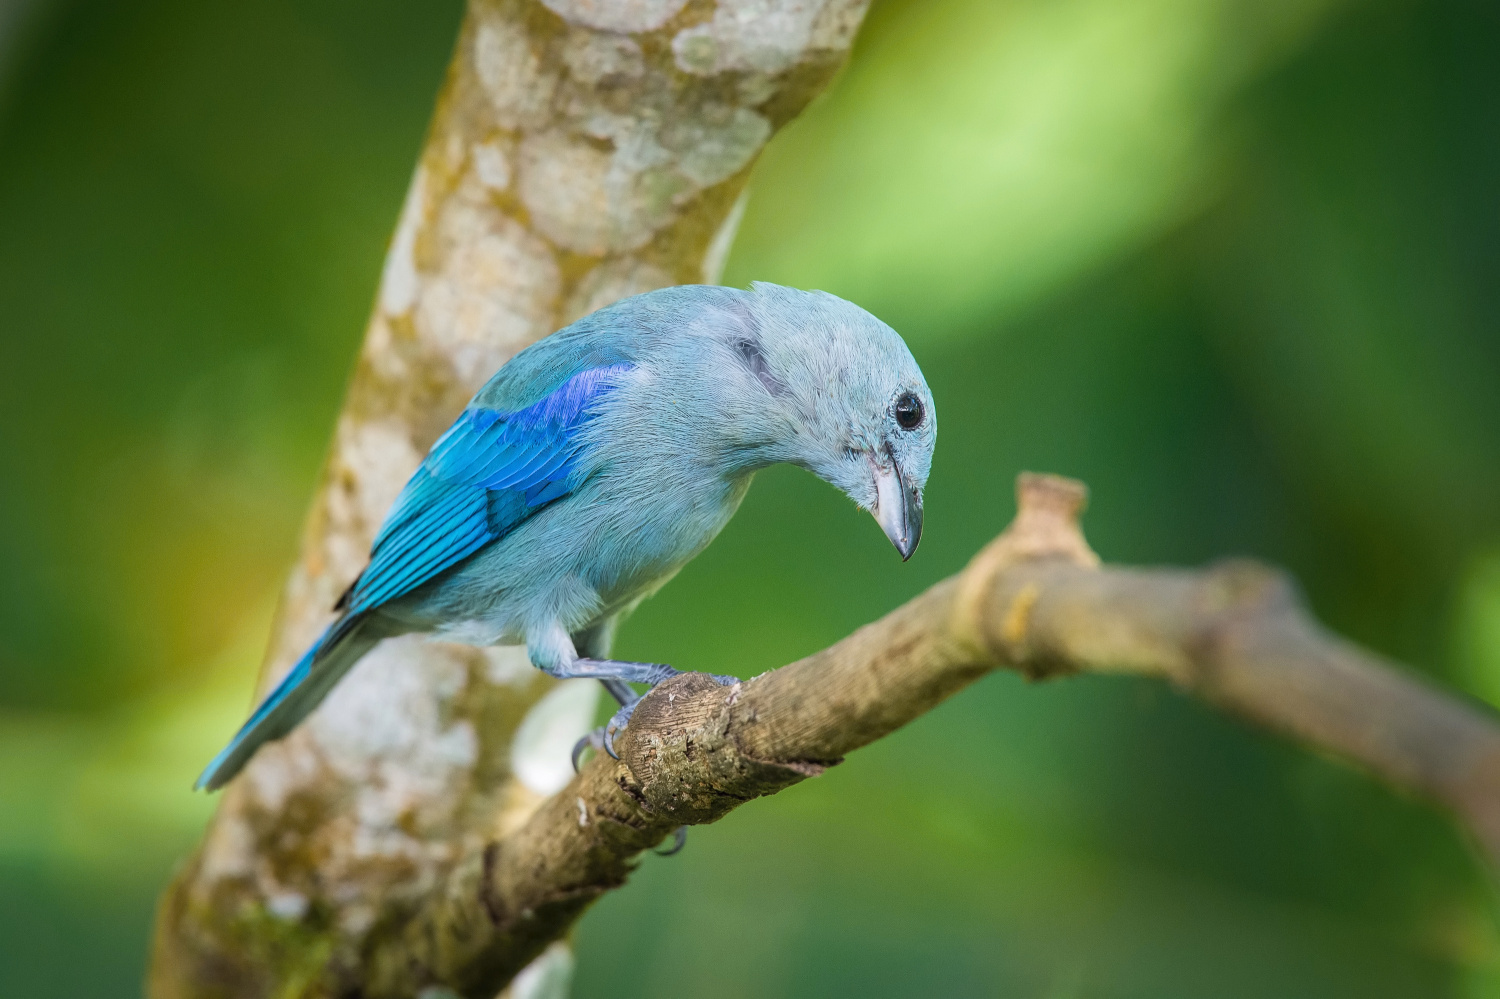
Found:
[3,0,1500,995]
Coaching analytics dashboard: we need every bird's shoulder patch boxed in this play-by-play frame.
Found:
[733,335,787,397]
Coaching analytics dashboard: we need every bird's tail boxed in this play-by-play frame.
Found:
[195,616,382,791]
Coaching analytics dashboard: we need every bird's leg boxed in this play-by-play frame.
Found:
[544,660,657,764]
[540,657,731,687]
[582,658,739,691]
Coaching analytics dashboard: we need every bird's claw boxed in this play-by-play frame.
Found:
[571,727,606,772]
[602,699,638,760]
[654,825,688,856]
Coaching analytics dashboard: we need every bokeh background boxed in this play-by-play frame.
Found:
[3,0,1500,995]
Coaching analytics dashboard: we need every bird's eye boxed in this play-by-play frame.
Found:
[893,392,924,430]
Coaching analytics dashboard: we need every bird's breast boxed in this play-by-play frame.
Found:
[582,466,751,608]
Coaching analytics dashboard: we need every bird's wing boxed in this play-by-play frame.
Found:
[341,363,632,616]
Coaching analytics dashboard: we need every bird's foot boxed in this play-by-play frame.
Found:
[571,727,606,772]
[545,657,739,691]
[566,701,636,770]
[566,666,740,768]
[600,672,738,758]
[603,698,638,760]
[654,826,688,856]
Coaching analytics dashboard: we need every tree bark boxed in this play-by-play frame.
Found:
[148,2,873,997]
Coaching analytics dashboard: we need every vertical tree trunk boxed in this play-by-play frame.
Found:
[148,2,871,996]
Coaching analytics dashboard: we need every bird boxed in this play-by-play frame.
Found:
[196,282,936,792]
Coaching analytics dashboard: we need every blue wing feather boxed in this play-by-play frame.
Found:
[344,363,630,616]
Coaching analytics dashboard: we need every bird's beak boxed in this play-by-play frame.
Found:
[870,453,923,560]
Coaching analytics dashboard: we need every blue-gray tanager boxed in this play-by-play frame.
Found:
[198,283,935,791]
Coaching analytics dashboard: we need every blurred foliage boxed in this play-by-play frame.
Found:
[2,0,1499,996]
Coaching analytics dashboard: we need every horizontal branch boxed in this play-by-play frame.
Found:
[363,473,1500,998]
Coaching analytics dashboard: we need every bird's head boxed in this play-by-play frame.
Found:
[716,283,936,560]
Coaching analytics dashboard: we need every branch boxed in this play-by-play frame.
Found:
[356,473,1500,997]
